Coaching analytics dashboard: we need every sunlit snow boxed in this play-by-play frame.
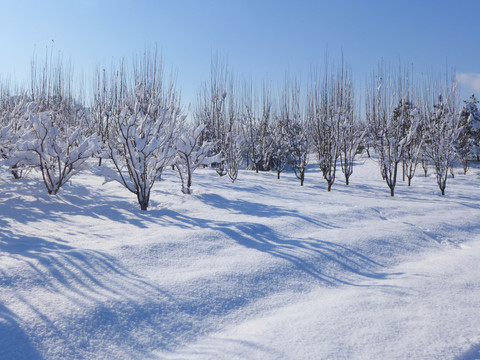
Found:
[1,157,479,359]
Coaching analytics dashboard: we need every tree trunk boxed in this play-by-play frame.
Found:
[11,169,22,179]
[137,193,150,211]
[463,160,468,174]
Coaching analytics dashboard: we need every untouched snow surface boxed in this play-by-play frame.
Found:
[0,157,480,359]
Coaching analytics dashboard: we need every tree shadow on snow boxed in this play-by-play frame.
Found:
[0,227,184,357]
[196,192,338,229]
[0,171,408,355]
[0,303,43,360]
[217,222,392,286]
[455,343,480,360]
[0,178,153,228]
[152,208,393,287]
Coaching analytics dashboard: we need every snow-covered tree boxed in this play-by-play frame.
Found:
[7,58,99,195]
[395,99,423,186]
[101,53,183,210]
[17,107,98,195]
[309,64,344,192]
[224,85,243,182]
[241,82,274,173]
[270,119,289,179]
[366,74,399,196]
[275,77,308,183]
[422,76,461,195]
[366,65,420,196]
[195,55,239,177]
[224,129,244,182]
[457,94,480,173]
[335,66,362,186]
[0,90,33,179]
[174,123,218,194]
[288,120,309,186]
[91,67,115,166]
[284,80,309,186]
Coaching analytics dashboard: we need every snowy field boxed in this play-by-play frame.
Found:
[1,156,480,359]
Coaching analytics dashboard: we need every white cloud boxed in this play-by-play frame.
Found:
[456,73,480,92]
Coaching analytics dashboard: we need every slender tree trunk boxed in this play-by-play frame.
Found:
[137,192,150,210]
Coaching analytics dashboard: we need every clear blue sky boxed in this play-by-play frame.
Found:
[1,0,479,106]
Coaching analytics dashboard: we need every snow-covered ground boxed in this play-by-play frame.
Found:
[1,156,479,359]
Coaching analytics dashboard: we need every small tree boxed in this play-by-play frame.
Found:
[285,80,309,186]
[457,94,480,173]
[270,118,290,179]
[422,75,461,196]
[91,67,115,166]
[17,109,98,195]
[241,81,274,173]
[366,64,418,197]
[335,65,362,186]
[0,91,33,179]
[288,121,309,186]
[11,57,98,195]
[174,123,218,194]
[395,99,422,186]
[225,130,243,182]
[309,63,344,192]
[195,55,239,177]
[101,52,183,210]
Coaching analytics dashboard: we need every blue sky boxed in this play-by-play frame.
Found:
[1,0,479,106]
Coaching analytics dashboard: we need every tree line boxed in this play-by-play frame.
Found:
[1,51,479,210]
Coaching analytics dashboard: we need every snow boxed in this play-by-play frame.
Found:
[1,156,480,359]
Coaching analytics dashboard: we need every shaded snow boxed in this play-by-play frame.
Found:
[1,157,480,359]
